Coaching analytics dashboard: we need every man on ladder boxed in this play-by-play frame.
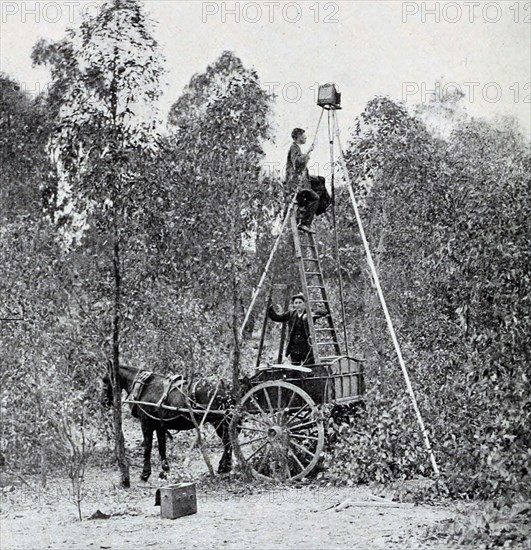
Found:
[286,128,320,234]
[268,293,328,366]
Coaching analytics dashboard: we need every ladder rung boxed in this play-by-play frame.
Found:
[308,285,325,289]
[301,244,317,249]
[305,272,322,275]
[302,258,319,262]
[317,341,339,345]
[309,299,328,303]
[320,356,341,361]
[315,328,335,331]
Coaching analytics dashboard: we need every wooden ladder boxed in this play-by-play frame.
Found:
[291,212,342,364]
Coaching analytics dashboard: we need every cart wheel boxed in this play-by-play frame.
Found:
[230,381,325,482]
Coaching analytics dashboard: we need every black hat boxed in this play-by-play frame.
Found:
[291,293,305,302]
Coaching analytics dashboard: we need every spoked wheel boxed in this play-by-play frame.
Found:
[230,381,325,481]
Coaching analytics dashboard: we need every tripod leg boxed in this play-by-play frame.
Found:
[240,198,295,338]
[256,285,274,370]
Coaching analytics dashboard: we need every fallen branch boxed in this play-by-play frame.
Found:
[323,498,412,512]
[183,392,215,479]
[369,494,393,502]
[182,379,221,469]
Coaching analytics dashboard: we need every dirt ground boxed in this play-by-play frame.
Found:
[1,474,459,550]
[1,417,465,550]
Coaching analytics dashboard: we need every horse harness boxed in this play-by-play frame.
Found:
[128,370,154,402]
[126,371,227,423]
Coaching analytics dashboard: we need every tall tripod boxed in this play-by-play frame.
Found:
[240,104,441,477]
[324,106,350,357]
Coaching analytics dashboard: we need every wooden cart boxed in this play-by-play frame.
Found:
[230,358,364,481]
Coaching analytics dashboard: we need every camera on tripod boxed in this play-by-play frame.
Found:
[317,83,341,110]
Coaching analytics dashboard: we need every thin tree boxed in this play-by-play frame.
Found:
[166,51,275,396]
[33,0,164,487]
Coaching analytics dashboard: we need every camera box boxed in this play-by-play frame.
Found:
[156,483,197,519]
[317,83,341,109]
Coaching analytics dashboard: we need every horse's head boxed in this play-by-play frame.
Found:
[101,364,138,407]
[101,374,113,407]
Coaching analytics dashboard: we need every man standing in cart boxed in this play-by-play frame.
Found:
[268,293,327,366]
[286,128,320,234]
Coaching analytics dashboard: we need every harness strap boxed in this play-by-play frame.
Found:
[156,374,185,408]
[190,380,201,403]
[128,370,153,402]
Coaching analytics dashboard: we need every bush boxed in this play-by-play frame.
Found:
[324,370,531,504]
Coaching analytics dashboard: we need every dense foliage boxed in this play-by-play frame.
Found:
[324,97,530,505]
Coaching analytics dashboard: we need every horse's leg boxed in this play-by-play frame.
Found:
[140,423,154,482]
[215,416,233,474]
[156,427,170,475]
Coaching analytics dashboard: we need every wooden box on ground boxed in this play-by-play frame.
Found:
[159,483,197,519]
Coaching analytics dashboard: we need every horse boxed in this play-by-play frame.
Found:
[101,364,234,482]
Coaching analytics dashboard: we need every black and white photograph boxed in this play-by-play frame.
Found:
[1,1,530,548]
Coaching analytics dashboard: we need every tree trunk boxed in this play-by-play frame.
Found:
[34,366,48,488]
[231,273,242,400]
[111,231,130,488]
[107,47,129,488]
[39,444,47,489]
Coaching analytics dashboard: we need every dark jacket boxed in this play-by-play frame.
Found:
[285,143,310,194]
[268,305,327,359]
